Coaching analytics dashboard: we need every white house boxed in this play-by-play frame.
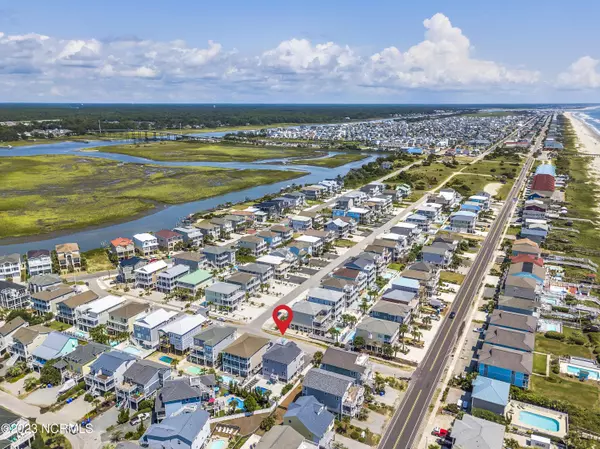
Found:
[76,295,126,333]
[133,308,179,350]
[133,233,159,256]
[135,260,169,290]
[160,314,207,354]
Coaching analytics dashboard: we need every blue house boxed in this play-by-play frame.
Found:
[471,376,510,415]
[478,343,533,388]
[31,331,78,371]
[262,340,304,382]
[535,164,556,177]
[460,201,482,213]
[284,396,335,448]
[391,276,420,295]
[155,377,214,421]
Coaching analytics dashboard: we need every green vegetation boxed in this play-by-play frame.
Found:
[533,353,548,375]
[48,321,71,331]
[334,239,356,248]
[0,155,302,239]
[290,153,367,168]
[96,140,325,162]
[534,333,593,358]
[83,248,115,273]
[445,174,497,198]
[439,271,465,285]
[388,160,462,195]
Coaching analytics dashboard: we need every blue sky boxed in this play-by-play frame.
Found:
[0,0,599,103]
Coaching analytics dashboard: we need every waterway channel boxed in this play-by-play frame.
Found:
[0,139,378,253]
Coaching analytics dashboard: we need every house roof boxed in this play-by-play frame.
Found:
[239,263,272,274]
[257,255,286,266]
[321,347,366,374]
[478,343,533,374]
[177,270,213,286]
[240,235,264,244]
[135,260,168,274]
[535,164,556,176]
[31,286,74,302]
[133,233,156,242]
[135,309,178,329]
[381,289,417,304]
[119,257,147,268]
[123,359,169,385]
[0,317,26,336]
[13,325,51,345]
[56,243,79,253]
[110,302,148,320]
[79,295,126,314]
[159,378,203,404]
[64,342,110,365]
[497,296,537,312]
[159,264,190,278]
[226,272,257,286]
[203,245,235,255]
[0,280,25,291]
[143,409,209,444]
[531,174,556,192]
[357,317,399,336]
[485,326,535,352]
[451,415,505,449]
[0,253,19,264]
[0,407,20,427]
[28,273,61,286]
[194,325,237,346]
[206,281,240,295]
[409,262,435,273]
[307,287,344,303]
[292,301,330,316]
[284,396,334,440]
[451,211,477,220]
[32,331,76,361]
[161,314,206,336]
[255,426,307,449]
[26,249,50,259]
[320,277,355,291]
[370,301,413,318]
[504,275,537,289]
[508,262,545,280]
[401,269,432,282]
[59,290,99,309]
[509,254,544,267]
[422,245,449,255]
[489,310,537,333]
[91,350,136,372]
[392,277,420,290]
[174,252,205,263]
[303,367,353,397]
[263,340,303,365]
[513,238,539,248]
[471,376,510,406]
[223,333,270,358]
[111,237,133,247]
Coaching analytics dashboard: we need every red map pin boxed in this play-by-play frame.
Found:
[273,305,293,335]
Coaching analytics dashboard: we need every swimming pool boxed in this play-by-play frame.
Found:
[206,440,228,449]
[221,375,237,385]
[122,346,143,356]
[187,366,204,376]
[159,356,174,364]
[519,411,560,432]
[227,397,245,410]
[567,365,600,380]
[256,386,270,395]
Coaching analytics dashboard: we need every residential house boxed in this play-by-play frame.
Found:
[58,342,110,381]
[223,214,249,232]
[488,310,538,334]
[116,360,171,410]
[0,317,27,355]
[56,290,98,325]
[282,191,307,208]
[449,211,478,234]
[363,244,392,266]
[371,238,404,261]
[421,245,452,267]
[154,378,214,421]
[255,426,317,449]
[531,174,556,197]
[156,264,190,294]
[295,235,323,255]
[508,262,545,285]
[291,215,313,231]
[256,200,287,218]
[380,289,418,306]
[133,233,159,256]
[484,325,535,353]
[159,314,207,354]
[0,407,35,449]
[262,339,304,382]
[55,243,81,270]
[226,272,259,295]
[31,286,74,315]
[290,301,333,338]
[344,257,376,288]
[10,325,51,364]
[85,350,137,395]
[210,217,234,236]
[107,301,150,335]
[468,194,491,210]
[401,269,437,297]
[369,300,413,324]
[345,207,371,225]
[202,246,236,269]
[155,230,184,252]
[75,295,126,333]
[360,182,385,196]
[0,280,30,310]
[118,257,148,284]
[520,228,547,245]
[450,415,505,449]
[477,343,533,388]
[0,253,20,281]
[460,201,482,214]
[511,239,541,257]
[110,238,135,260]
[326,218,351,239]
[432,235,459,252]
[31,331,78,371]
[302,368,364,417]
[258,231,283,249]
[205,282,245,311]
[305,229,334,245]
[430,188,461,209]
[390,223,421,244]
[173,252,206,272]
[238,235,267,256]
[415,203,443,221]
[188,325,238,367]
[320,347,372,385]
[471,376,511,415]
[307,288,345,322]
[504,276,539,300]
[271,225,295,243]
[26,249,53,276]
[522,200,548,220]
[177,269,214,295]
[140,409,211,449]
[497,295,538,316]
[405,213,430,231]
[355,317,400,353]
[301,185,327,200]
[133,308,178,350]
[221,333,271,377]
[238,263,273,285]
[331,268,368,294]
[271,247,301,268]
[196,222,221,241]
[283,396,335,449]
[173,226,204,248]
[320,277,359,310]
[134,260,168,290]
[391,276,421,296]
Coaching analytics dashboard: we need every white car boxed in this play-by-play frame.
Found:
[139,412,151,421]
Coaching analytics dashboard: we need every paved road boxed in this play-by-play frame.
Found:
[378,118,548,449]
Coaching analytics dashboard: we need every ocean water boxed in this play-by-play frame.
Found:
[574,107,600,135]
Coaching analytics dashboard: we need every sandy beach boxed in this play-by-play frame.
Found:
[565,111,600,176]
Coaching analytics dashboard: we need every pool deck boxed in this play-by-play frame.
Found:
[506,400,568,439]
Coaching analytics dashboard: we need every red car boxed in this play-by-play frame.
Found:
[433,427,448,437]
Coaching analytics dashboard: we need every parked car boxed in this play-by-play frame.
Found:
[473,327,483,333]
[139,412,150,421]
[130,416,141,426]
[449,311,456,319]
[433,427,448,437]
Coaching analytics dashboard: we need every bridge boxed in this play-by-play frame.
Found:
[90,129,210,142]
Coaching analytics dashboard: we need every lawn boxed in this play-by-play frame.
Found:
[83,248,116,273]
[440,271,465,285]
[95,140,323,162]
[531,373,600,411]
[534,334,593,358]
[0,155,302,239]
[334,239,355,248]
[533,353,548,375]
[388,262,405,271]
[290,153,367,168]
[445,174,495,198]
[48,320,72,331]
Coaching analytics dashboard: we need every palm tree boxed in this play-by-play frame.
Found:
[393,344,401,358]
[328,327,340,343]
[423,316,432,327]
[411,328,422,342]
[382,344,393,359]
[359,299,369,314]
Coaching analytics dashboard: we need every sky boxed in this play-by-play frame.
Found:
[1,0,599,103]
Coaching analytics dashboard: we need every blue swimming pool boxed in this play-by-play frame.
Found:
[159,356,174,364]
[545,323,560,332]
[206,440,228,449]
[256,386,270,395]
[519,411,560,432]
[187,366,203,375]
[221,375,237,385]
[122,346,142,356]
[227,397,245,410]
[567,365,600,380]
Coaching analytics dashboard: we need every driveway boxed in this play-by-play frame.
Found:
[287,276,307,285]
[299,268,319,276]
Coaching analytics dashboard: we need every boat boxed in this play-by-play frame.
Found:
[0,145,13,149]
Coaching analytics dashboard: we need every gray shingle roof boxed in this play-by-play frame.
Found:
[451,415,505,449]
[488,310,537,333]
[357,317,399,336]
[263,340,302,365]
[158,378,203,404]
[321,347,365,374]
[124,360,169,385]
[478,343,533,374]
[0,317,26,337]
[91,350,135,372]
[143,408,209,445]
[255,426,306,449]
[194,325,236,346]
[303,367,353,397]
[484,326,535,352]
[64,342,110,365]
[284,396,334,439]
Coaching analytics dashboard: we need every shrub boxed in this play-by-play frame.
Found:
[84,393,94,402]
[545,331,565,340]
[350,431,360,440]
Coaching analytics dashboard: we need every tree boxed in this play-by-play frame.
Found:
[24,377,39,391]
[312,351,323,367]
[136,421,146,438]
[359,299,369,314]
[382,344,394,359]
[117,408,130,425]
[353,335,365,350]
[260,415,276,431]
[399,324,409,351]
[341,314,357,328]
[244,395,258,412]
[40,360,61,386]
[422,316,432,327]
[328,327,340,342]
[110,431,123,443]
[90,324,110,345]
[411,328,422,342]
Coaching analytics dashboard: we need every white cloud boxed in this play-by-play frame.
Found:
[557,56,600,89]
[0,14,544,101]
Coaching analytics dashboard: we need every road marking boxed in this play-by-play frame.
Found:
[392,390,422,449]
